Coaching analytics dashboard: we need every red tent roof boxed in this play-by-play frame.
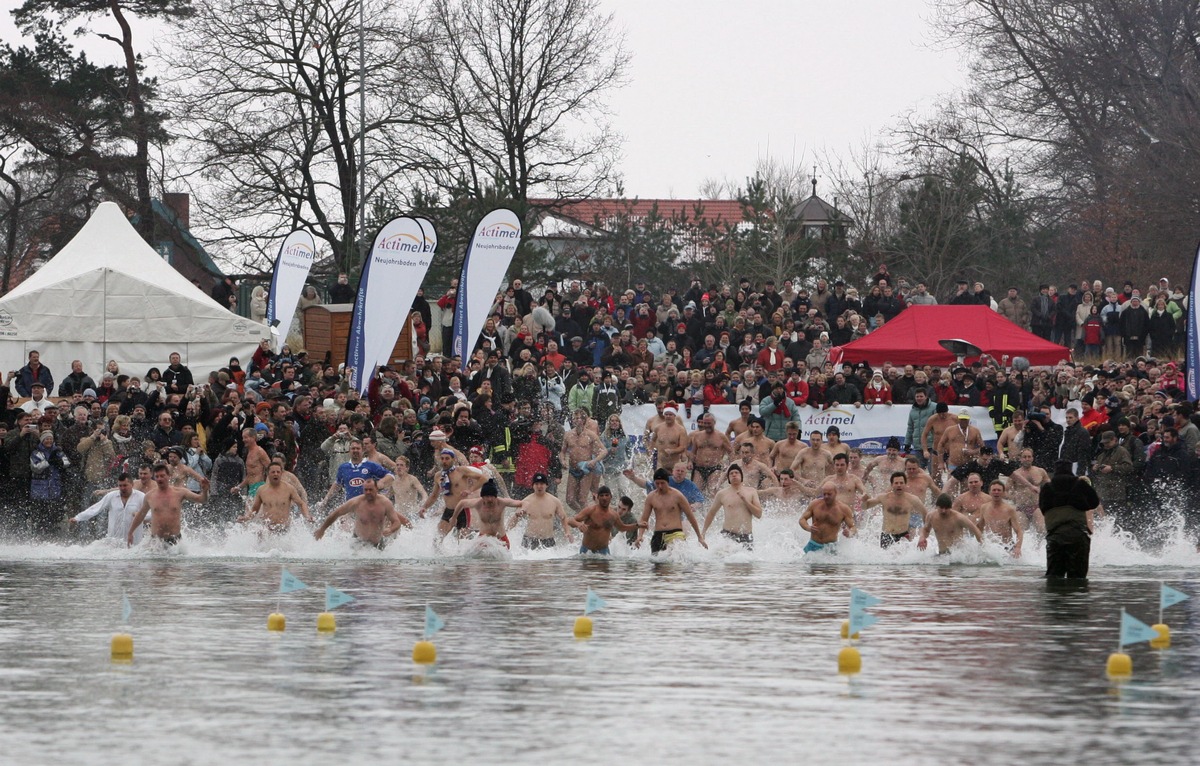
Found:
[833,306,1071,367]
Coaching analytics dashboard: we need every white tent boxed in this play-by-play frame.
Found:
[0,201,269,389]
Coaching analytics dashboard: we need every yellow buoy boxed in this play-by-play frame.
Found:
[840,620,860,640]
[267,612,286,632]
[412,640,437,664]
[1150,624,1171,649]
[111,633,134,662]
[317,612,337,633]
[838,646,862,674]
[1106,652,1133,677]
[573,615,593,638]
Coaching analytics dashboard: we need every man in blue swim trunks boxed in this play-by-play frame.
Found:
[800,484,855,553]
[568,486,645,555]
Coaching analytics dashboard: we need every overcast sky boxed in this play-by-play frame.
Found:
[602,0,968,197]
[2,0,967,200]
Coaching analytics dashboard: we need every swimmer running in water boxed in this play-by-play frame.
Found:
[237,462,313,534]
[127,462,209,547]
[861,472,927,548]
[799,484,855,554]
[314,477,410,549]
[701,464,763,549]
[636,468,708,553]
[446,480,522,548]
[918,493,983,554]
[568,486,645,555]
[508,473,574,549]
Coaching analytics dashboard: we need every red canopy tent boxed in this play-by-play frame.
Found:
[832,306,1071,367]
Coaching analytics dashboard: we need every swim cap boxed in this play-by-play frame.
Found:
[480,479,499,497]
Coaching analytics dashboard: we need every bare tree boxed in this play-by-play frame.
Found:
[413,0,629,203]
[164,0,426,272]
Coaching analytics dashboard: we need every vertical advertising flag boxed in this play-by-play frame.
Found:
[1188,239,1200,400]
[347,217,436,393]
[265,230,317,353]
[451,209,523,369]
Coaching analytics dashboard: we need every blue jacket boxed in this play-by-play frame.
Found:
[16,363,54,398]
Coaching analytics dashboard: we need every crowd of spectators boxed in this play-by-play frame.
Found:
[0,266,1195,546]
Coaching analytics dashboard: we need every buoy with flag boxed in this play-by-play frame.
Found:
[111,592,134,662]
[1151,583,1189,649]
[270,567,308,631]
[413,605,445,664]
[1108,608,1161,677]
[318,584,355,632]
[839,588,881,674]
[575,588,607,638]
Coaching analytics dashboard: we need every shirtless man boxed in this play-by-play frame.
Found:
[419,448,485,536]
[648,403,689,471]
[636,468,708,553]
[918,493,983,554]
[509,473,574,549]
[724,399,753,441]
[799,485,856,554]
[1007,448,1050,529]
[732,442,778,491]
[642,398,668,457]
[824,426,850,459]
[238,462,313,532]
[768,421,806,475]
[951,473,990,527]
[903,457,939,532]
[446,480,522,547]
[790,430,833,493]
[689,412,733,495]
[164,447,204,488]
[361,434,397,472]
[937,409,983,473]
[816,453,867,516]
[862,437,906,492]
[270,455,309,505]
[568,485,645,555]
[233,427,271,500]
[389,455,428,516]
[978,480,1024,555]
[995,408,1026,460]
[759,469,809,506]
[920,402,956,482]
[847,448,868,481]
[127,462,210,546]
[314,477,409,549]
[562,408,609,511]
[732,417,774,462]
[701,465,763,548]
[862,472,927,548]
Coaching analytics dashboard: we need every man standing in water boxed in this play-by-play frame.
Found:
[918,493,983,554]
[238,462,313,533]
[861,472,927,548]
[702,464,763,548]
[233,427,271,503]
[314,477,410,549]
[636,468,708,553]
[569,485,645,555]
[562,408,608,512]
[508,473,574,549]
[420,449,485,536]
[127,463,209,546]
[799,485,856,554]
[1035,461,1100,578]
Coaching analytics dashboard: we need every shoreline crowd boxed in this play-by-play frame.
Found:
[2,268,1196,575]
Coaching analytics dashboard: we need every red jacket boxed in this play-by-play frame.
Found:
[863,384,892,404]
[785,380,810,406]
[755,346,785,371]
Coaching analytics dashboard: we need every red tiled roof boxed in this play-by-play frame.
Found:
[532,199,744,227]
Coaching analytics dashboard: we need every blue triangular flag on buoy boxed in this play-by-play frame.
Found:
[280,567,308,594]
[848,587,881,636]
[121,593,132,624]
[424,605,445,639]
[325,585,355,611]
[1119,609,1160,648]
[584,588,607,615]
[1161,583,1189,610]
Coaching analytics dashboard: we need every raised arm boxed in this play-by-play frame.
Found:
[314,497,357,539]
